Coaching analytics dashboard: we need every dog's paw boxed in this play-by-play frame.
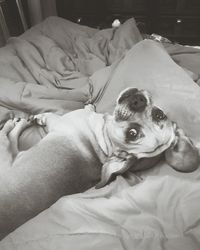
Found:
[84,104,96,112]
[30,114,47,126]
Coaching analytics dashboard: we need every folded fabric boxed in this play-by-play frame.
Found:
[163,42,200,75]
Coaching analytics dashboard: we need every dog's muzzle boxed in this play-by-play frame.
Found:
[118,88,147,113]
[115,88,149,120]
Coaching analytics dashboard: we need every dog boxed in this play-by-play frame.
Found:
[0,87,199,239]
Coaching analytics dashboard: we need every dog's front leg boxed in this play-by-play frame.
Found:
[33,113,61,133]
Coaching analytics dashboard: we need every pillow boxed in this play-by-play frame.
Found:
[92,39,200,144]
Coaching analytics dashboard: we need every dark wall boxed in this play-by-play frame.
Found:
[2,0,24,36]
[1,0,199,45]
[56,0,200,45]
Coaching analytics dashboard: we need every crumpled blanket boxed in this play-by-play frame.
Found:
[0,16,142,122]
[0,16,142,148]
[164,42,200,76]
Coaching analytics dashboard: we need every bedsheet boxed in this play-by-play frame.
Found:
[0,17,200,250]
[1,172,200,250]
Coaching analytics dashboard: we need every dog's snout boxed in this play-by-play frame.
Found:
[118,88,147,113]
[129,94,147,112]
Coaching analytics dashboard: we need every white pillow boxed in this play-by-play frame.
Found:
[92,39,200,143]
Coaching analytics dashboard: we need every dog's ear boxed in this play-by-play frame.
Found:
[95,154,137,189]
[165,128,199,172]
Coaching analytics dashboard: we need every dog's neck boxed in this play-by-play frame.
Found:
[88,113,116,163]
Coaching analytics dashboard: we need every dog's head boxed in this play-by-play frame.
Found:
[96,87,199,188]
[109,87,176,158]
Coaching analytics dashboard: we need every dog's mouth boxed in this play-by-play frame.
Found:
[114,88,151,121]
[142,136,174,156]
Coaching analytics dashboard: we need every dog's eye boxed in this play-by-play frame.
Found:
[127,128,138,140]
[152,107,167,121]
[126,123,141,142]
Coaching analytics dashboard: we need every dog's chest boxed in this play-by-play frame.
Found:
[62,110,109,163]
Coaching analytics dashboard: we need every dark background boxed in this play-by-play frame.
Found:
[2,0,200,45]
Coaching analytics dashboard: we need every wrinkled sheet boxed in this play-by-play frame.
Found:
[1,171,200,250]
[0,17,200,250]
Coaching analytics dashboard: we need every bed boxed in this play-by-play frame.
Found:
[0,16,200,249]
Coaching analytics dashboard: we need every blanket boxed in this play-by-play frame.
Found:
[0,17,200,250]
[0,16,143,149]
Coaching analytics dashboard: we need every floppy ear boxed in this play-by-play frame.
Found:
[95,154,137,189]
[165,128,199,172]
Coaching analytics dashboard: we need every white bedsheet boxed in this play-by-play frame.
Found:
[1,169,200,250]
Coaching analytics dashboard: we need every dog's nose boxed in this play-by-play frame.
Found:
[129,93,147,112]
[118,88,147,112]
